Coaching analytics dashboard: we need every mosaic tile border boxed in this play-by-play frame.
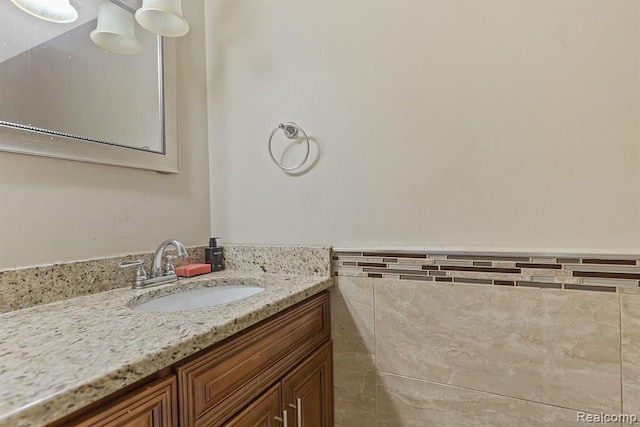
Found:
[333,249,640,294]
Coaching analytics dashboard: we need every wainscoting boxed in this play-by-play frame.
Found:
[331,250,640,426]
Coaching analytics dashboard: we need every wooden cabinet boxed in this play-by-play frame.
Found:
[225,342,332,427]
[69,376,178,427]
[176,292,331,426]
[59,292,331,427]
[281,342,332,427]
[224,384,282,427]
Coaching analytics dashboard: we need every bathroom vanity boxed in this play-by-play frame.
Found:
[59,292,331,426]
[0,266,333,427]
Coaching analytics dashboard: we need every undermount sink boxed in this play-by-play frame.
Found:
[132,285,265,312]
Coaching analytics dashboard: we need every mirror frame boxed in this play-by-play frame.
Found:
[0,37,178,173]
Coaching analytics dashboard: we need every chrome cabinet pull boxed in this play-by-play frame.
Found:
[287,399,303,425]
[274,410,288,427]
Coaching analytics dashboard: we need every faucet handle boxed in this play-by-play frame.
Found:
[119,260,144,268]
[119,260,148,285]
[163,255,178,276]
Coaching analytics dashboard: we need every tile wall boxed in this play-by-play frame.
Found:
[332,249,640,426]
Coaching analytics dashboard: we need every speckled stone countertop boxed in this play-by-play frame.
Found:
[0,269,333,427]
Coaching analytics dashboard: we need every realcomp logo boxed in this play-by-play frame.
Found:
[577,412,638,424]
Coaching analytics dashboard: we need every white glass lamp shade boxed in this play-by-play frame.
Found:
[135,0,189,38]
[10,0,78,23]
[90,1,141,55]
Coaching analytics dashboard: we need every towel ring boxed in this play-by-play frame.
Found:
[268,122,310,171]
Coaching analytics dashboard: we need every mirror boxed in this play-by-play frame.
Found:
[0,0,178,173]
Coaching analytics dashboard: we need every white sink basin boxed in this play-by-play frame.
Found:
[132,285,265,312]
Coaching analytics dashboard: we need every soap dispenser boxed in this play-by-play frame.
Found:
[205,238,224,271]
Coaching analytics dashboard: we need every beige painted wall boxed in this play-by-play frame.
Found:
[0,0,210,269]
[206,0,640,253]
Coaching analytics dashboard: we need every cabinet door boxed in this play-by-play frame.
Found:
[71,376,177,427]
[177,292,330,427]
[224,384,282,427]
[281,341,333,427]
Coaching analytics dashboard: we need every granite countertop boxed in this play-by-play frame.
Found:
[0,269,333,427]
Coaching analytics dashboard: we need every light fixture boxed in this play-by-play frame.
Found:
[90,0,141,54]
[135,0,189,38]
[10,0,78,23]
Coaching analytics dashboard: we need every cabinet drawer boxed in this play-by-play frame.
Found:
[69,376,177,427]
[176,292,330,427]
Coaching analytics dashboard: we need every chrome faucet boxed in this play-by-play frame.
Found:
[119,239,188,289]
[151,239,188,278]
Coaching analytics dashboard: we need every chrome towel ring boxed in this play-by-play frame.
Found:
[268,122,310,171]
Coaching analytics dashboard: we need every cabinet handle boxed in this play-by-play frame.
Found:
[275,410,288,427]
[288,399,302,425]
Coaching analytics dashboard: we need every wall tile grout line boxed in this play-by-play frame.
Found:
[619,292,625,415]
[372,277,379,427]
[374,370,618,416]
